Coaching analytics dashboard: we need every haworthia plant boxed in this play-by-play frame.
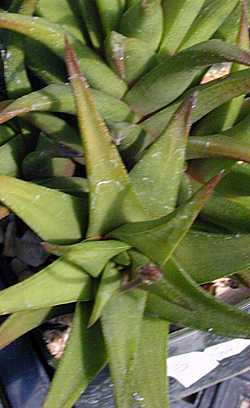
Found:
[0,1,250,408]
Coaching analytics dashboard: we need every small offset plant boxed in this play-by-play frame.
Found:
[1,0,250,407]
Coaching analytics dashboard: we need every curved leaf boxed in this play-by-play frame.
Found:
[160,0,206,56]
[0,84,135,125]
[77,0,102,49]
[119,0,163,52]
[0,308,51,349]
[126,39,250,117]
[110,176,220,267]
[130,95,194,218]
[180,0,240,50]
[37,0,85,41]
[43,240,130,278]
[0,134,29,177]
[187,135,250,162]
[174,230,250,283]
[65,39,146,237]
[105,31,157,85]
[143,67,250,139]
[97,0,126,34]
[146,258,250,338]
[0,12,126,97]
[89,261,121,326]
[131,317,169,408]
[0,176,85,243]
[44,303,106,408]
[0,257,92,315]
[101,290,147,408]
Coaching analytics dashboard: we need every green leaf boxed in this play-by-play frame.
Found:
[131,317,169,408]
[174,230,250,283]
[77,0,102,49]
[37,0,85,41]
[160,0,206,56]
[23,112,82,155]
[0,84,135,125]
[0,12,126,98]
[0,176,85,243]
[187,134,250,161]
[179,0,240,50]
[0,308,51,349]
[194,183,250,233]
[36,177,89,198]
[0,134,30,177]
[119,0,163,51]
[44,303,106,408]
[101,290,147,408]
[89,261,121,326]
[0,125,16,146]
[146,258,250,338]
[193,1,249,136]
[130,95,194,218]
[110,176,220,267]
[65,38,146,237]
[143,67,250,139]
[2,0,37,99]
[43,240,131,278]
[97,0,126,34]
[125,39,250,117]
[0,257,92,315]
[105,31,157,85]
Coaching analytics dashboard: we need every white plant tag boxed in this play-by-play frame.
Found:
[167,338,250,388]
[204,339,250,362]
[167,352,219,388]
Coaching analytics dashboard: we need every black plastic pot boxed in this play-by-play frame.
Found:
[0,301,249,408]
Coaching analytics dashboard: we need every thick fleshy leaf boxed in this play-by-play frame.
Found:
[65,38,146,237]
[184,174,250,232]
[101,290,147,408]
[0,84,135,125]
[215,160,250,196]
[119,0,163,52]
[105,31,157,85]
[0,176,85,243]
[0,125,15,146]
[97,0,126,34]
[44,303,106,408]
[110,176,220,267]
[187,134,250,162]
[179,0,240,50]
[215,1,242,43]
[36,177,89,198]
[130,95,194,218]
[193,0,249,136]
[0,134,30,177]
[89,261,121,326]
[2,0,37,98]
[174,230,250,283]
[37,0,85,41]
[146,258,250,338]
[22,151,76,179]
[143,67,250,139]
[26,40,67,84]
[0,12,126,98]
[125,39,250,117]
[0,308,51,349]
[76,0,102,49]
[160,0,206,56]
[0,257,92,315]
[131,317,169,408]
[43,240,130,278]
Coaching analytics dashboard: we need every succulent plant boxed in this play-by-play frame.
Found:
[1,0,250,407]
